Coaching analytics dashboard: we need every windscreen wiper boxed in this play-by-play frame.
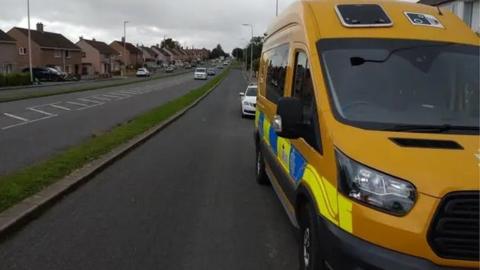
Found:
[383,124,479,133]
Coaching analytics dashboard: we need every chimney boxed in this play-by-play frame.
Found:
[36,23,44,33]
[92,38,96,41]
[79,36,83,40]
[121,37,125,43]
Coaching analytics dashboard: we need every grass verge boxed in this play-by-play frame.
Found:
[0,68,230,213]
[0,70,191,103]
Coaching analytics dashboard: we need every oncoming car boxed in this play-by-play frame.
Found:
[240,84,257,118]
[194,67,208,80]
[255,1,479,270]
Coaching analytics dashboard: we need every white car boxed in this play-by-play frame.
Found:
[194,68,208,80]
[136,68,151,77]
[240,85,257,117]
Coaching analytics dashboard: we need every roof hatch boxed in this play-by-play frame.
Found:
[335,4,393,28]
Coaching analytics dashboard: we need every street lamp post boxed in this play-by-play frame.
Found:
[276,0,279,16]
[123,21,129,76]
[27,0,33,83]
[242,24,254,80]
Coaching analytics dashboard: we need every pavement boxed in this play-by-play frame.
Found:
[0,69,299,270]
[0,71,210,176]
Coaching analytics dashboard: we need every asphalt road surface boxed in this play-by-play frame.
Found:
[0,72,211,176]
[0,69,299,270]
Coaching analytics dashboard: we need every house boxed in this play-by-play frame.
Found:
[0,29,17,74]
[162,48,183,65]
[110,40,144,69]
[151,46,171,65]
[419,0,479,33]
[185,48,210,62]
[139,46,158,68]
[76,38,119,77]
[7,23,82,74]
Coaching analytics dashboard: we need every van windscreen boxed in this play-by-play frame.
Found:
[318,39,479,134]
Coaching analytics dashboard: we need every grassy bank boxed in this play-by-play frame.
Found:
[0,68,230,212]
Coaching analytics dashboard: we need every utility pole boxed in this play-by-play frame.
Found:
[27,0,33,83]
[276,0,279,16]
[242,24,254,80]
[123,21,129,76]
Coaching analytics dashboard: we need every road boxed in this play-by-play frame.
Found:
[0,71,210,176]
[0,69,298,270]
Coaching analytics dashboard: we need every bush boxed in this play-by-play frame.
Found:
[0,73,32,87]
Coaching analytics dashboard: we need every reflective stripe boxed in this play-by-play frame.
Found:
[338,195,353,233]
[256,111,353,233]
[277,137,291,172]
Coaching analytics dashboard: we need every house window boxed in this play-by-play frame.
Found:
[54,50,62,58]
[18,47,27,55]
[463,1,473,27]
[82,51,86,58]
[65,50,71,59]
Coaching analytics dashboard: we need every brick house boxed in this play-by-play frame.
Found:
[76,38,119,77]
[151,46,171,65]
[7,23,82,74]
[419,0,479,33]
[0,29,17,74]
[139,46,158,68]
[110,40,144,70]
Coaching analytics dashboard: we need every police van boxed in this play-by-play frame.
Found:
[254,0,479,269]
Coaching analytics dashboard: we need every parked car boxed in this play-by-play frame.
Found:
[136,68,151,77]
[217,65,223,70]
[194,68,208,80]
[46,65,67,78]
[207,68,216,76]
[239,84,257,117]
[22,67,63,82]
[254,1,480,269]
[184,64,192,69]
[165,66,175,73]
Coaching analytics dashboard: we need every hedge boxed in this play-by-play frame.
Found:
[0,73,32,87]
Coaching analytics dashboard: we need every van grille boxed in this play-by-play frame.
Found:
[428,192,479,261]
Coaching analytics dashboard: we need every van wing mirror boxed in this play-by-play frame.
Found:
[273,97,303,139]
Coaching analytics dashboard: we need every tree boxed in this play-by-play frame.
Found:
[209,44,227,59]
[232,48,244,59]
[245,36,264,71]
[161,38,181,49]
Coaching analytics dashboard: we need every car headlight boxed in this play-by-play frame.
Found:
[243,101,255,107]
[336,150,416,216]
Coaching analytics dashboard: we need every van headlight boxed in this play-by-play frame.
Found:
[336,150,416,216]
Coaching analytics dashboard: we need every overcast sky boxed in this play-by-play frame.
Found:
[0,0,298,53]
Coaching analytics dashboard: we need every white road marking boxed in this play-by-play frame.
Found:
[3,113,29,122]
[2,116,54,130]
[102,94,123,99]
[28,107,57,116]
[49,104,72,111]
[90,95,111,101]
[78,98,104,105]
[66,101,89,107]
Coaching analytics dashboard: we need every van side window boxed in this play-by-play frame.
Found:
[292,51,323,154]
[265,44,289,104]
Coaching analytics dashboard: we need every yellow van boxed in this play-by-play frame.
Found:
[254,0,479,269]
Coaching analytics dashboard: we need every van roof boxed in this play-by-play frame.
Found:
[266,0,478,46]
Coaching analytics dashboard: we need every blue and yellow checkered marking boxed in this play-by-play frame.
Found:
[256,111,353,233]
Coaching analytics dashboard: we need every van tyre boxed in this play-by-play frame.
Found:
[255,147,269,185]
[299,203,326,270]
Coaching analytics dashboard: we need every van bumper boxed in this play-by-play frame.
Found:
[316,215,473,270]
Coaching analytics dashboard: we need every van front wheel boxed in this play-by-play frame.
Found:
[299,203,326,270]
[255,147,269,185]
